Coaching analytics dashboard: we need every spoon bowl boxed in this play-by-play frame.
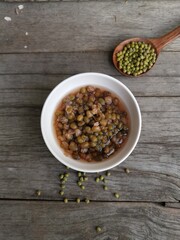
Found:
[113,26,180,77]
[113,37,158,77]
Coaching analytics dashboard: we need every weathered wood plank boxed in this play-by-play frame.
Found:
[0,2,180,53]
[0,142,179,178]
[0,139,179,201]
[0,75,180,97]
[0,52,179,76]
[0,2,179,237]
[0,97,179,143]
[0,201,180,240]
[123,143,180,179]
[7,0,145,1]
[4,0,180,1]
[0,75,179,201]
[165,203,180,209]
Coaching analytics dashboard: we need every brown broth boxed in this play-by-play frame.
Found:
[54,86,130,162]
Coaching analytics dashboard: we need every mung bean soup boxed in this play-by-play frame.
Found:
[54,86,129,162]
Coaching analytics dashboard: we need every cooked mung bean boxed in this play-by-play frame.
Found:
[54,86,129,162]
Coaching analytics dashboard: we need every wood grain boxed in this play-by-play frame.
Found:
[0,74,180,97]
[0,138,179,201]
[0,1,180,53]
[0,52,179,76]
[0,98,179,143]
[0,153,179,201]
[0,201,180,240]
[0,0,179,238]
[165,203,180,209]
[0,73,179,201]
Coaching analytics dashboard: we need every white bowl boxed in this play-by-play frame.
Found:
[41,72,141,172]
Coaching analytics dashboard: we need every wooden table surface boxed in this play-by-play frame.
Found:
[0,1,180,240]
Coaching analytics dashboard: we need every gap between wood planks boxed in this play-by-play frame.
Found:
[0,198,171,205]
[0,198,180,209]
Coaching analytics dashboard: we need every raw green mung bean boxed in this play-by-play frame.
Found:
[114,193,120,199]
[59,174,64,180]
[78,172,82,177]
[125,168,130,174]
[106,171,111,176]
[103,185,108,191]
[35,190,41,196]
[76,198,81,203]
[96,226,102,233]
[63,177,68,182]
[116,41,157,76]
[100,175,104,181]
[80,177,84,182]
[95,177,100,183]
[77,181,82,186]
[85,198,90,204]
[59,191,64,196]
[64,198,68,203]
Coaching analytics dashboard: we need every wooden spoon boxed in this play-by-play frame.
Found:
[112,26,180,77]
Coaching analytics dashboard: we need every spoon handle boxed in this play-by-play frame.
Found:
[150,26,180,53]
